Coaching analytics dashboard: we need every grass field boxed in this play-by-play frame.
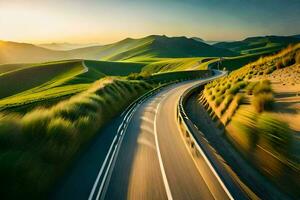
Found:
[0,77,154,199]
[213,35,300,55]
[141,57,210,74]
[0,60,84,98]
[0,60,148,113]
[199,43,300,197]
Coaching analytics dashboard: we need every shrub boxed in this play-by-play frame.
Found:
[252,93,274,112]
[226,83,231,89]
[296,51,300,64]
[227,85,240,95]
[264,66,275,75]
[253,81,272,95]
[246,81,258,95]
[276,60,283,69]
[282,56,295,67]
[210,95,216,101]
[220,95,234,115]
[238,81,247,89]
[215,96,224,107]
[236,93,244,105]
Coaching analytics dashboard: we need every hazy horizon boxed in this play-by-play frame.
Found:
[1,0,300,44]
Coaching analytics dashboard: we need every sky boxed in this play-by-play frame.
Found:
[0,0,299,44]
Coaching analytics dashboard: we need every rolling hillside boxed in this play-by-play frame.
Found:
[0,35,238,65]
[0,59,145,112]
[104,35,238,61]
[142,57,212,74]
[213,35,300,55]
[199,43,300,197]
[0,60,84,99]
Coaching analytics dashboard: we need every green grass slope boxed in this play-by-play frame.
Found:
[65,60,145,84]
[0,35,238,64]
[213,35,300,55]
[106,35,238,61]
[141,57,211,74]
[0,59,147,112]
[0,60,84,99]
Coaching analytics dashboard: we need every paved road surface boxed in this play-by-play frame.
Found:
[53,72,229,200]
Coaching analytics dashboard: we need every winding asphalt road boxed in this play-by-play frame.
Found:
[53,71,230,200]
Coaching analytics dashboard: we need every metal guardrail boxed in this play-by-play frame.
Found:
[176,77,248,200]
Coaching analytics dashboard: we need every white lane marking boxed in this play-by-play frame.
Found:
[88,135,118,200]
[154,98,173,200]
[95,143,118,200]
[197,142,234,200]
[144,107,156,113]
[176,119,234,200]
[97,105,139,200]
[177,81,234,200]
[140,125,154,134]
[117,124,123,133]
[141,116,154,124]
[88,104,137,200]
[120,103,136,117]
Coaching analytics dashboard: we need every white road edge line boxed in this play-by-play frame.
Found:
[177,75,234,200]
[88,135,118,200]
[88,104,136,200]
[97,105,139,200]
[154,98,173,200]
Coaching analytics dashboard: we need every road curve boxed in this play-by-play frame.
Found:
[53,72,228,200]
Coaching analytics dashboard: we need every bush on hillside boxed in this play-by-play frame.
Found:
[252,93,274,113]
[295,51,300,64]
[215,96,224,107]
[253,80,272,95]
[264,66,276,75]
[227,81,247,95]
[246,81,258,95]
[282,56,295,67]
[276,60,283,69]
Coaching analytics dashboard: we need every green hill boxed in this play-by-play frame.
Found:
[0,60,84,99]
[0,35,238,64]
[142,57,211,74]
[0,59,145,112]
[101,35,238,61]
[213,35,300,55]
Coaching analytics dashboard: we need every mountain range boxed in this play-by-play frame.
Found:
[0,34,299,64]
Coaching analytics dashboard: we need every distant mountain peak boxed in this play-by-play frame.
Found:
[191,37,204,42]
